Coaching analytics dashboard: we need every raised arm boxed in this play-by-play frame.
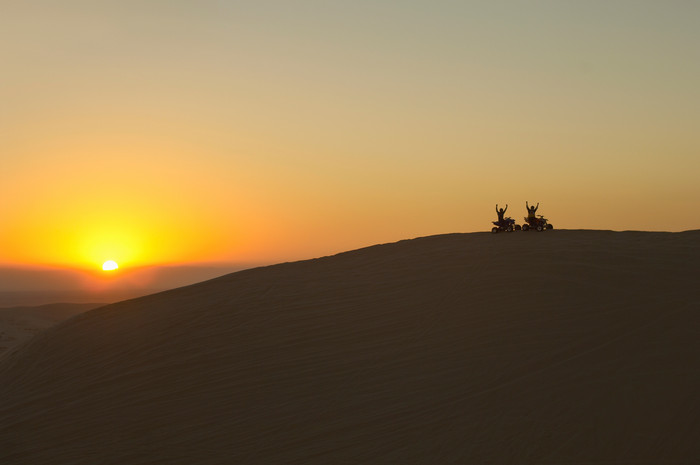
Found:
[526,201,529,210]
[504,204,508,213]
[535,202,539,211]
[495,204,499,213]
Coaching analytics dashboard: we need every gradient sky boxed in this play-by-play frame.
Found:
[2,0,699,270]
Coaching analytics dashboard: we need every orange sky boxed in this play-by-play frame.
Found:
[2,1,699,270]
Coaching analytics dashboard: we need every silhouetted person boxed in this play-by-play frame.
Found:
[526,201,539,221]
[496,204,508,225]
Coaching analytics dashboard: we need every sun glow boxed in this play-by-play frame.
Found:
[102,260,119,271]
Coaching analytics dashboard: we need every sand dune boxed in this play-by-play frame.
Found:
[1,230,699,464]
[0,303,103,356]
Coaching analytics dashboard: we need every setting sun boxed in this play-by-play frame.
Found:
[102,260,119,271]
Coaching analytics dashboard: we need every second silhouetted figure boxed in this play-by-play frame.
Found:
[526,201,539,220]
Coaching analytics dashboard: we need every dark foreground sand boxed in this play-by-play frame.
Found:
[1,230,699,464]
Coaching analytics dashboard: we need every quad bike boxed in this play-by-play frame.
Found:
[521,215,553,232]
[491,217,521,233]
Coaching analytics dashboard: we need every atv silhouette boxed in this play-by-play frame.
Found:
[491,217,521,233]
[522,215,553,232]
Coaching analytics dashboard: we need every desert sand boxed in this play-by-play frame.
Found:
[0,303,103,356]
[0,230,699,464]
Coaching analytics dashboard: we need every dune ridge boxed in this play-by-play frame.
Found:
[1,230,699,464]
[0,303,104,357]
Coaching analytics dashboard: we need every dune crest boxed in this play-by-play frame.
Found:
[1,230,699,464]
[0,303,103,356]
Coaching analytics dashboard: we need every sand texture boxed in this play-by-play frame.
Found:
[0,303,103,357]
[1,230,699,464]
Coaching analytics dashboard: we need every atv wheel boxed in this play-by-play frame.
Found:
[515,224,521,231]
[547,224,553,230]
[522,224,529,231]
[491,227,499,234]
[536,224,543,232]
[506,225,513,232]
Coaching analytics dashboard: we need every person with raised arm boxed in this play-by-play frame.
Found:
[496,204,508,226]
[526,201,539,221]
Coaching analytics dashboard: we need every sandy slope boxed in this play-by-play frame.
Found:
[0,303,103,356]
[0,230,699,464]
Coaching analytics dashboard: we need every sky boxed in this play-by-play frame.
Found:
[2,0,699,271]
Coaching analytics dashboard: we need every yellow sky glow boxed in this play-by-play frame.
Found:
[1,1,699,270]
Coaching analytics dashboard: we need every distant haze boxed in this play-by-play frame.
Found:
[0,265,252,307]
